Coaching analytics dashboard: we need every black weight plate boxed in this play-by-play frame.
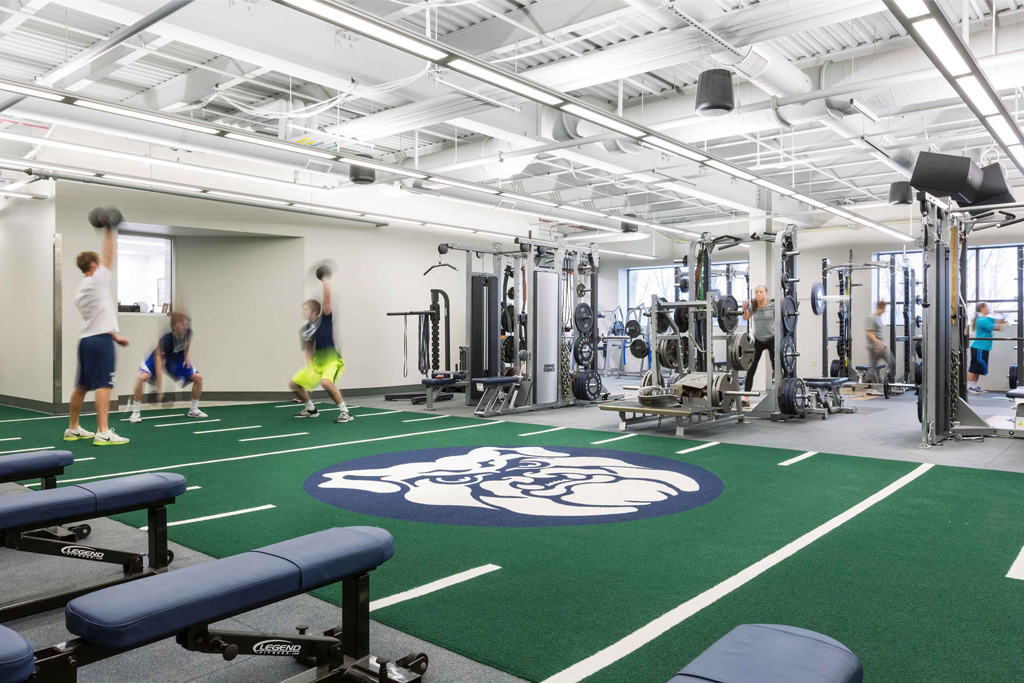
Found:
[829,359,841,378]
[584,370,602,400]
[717,295,739,334]
[573,336,595,367]
[501,305,514,333]
[781,295,798,335]
[574,303,594,334]
[655,298,671,334]
[917,391,922,423]
[629,338,649,359]
[673,306,689,333]
[502,336,515,363]
[576,282,587,298]
[657,339,679,370]
[1010,364,1018,389]
[915,339,922,359]
[625,319,643,339]
[781,334,797,377]
[883,373,892,399]
[810,282,826,315]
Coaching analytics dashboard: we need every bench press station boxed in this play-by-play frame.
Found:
[0,469,184,622]
[0,527,425,683]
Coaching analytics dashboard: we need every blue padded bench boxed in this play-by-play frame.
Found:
[0,626,32,683]
[0,450,73,489]
[0,473,186,623]
[418,372,467,410]
[473,376,523,417]
[20,527,429,683]
[1007,387,1024,400]
[670,624,863,683]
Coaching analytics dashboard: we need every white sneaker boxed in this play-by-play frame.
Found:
[64,426,95,441]
[129,412,142,423]
[187,408,208,418]
[335,410,353,423]
[93,430,130,446]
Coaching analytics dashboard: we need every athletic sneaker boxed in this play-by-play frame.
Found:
[128,412,142,423]
[866,388,883,396]
[294,407,320,418]
[93,430,129,446]
[187,408,208,418]
[63,426,95,441]
[335,410,354,423]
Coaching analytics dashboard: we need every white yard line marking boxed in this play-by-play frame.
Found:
[0,413,95,423]
[518,426,567,437]
[154,419,221,428]
[194,426,261,435]
[120,414,183,422]
[0,437,22,442]
[349,409,401,417]
[778,451,818,467]
[402,415,451,423]
[0,446,55,456]
[76,457,95,462]
[186,486,202,491]
[676,442,720,456]
[24,421,505,487]
[1007,546,1024,580]
[141,504,275,531]
[541,463,935,683]
[370,564,502,612]
[591,433,636,445]
[239,432,308,442]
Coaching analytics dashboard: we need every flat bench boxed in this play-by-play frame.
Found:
[1007,387,1024,400]
[804,377,849,389]
[4,527,428,683]
[670,624,863,683]
[0,450,73,489]
[473,375,523,417]
[0,472,185,622]
[419,372,467,410]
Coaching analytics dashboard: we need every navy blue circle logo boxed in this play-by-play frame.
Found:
[304,445,723,527]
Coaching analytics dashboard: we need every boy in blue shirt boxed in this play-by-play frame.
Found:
[968,303,1005,394]
[129,312,206,422]
[290,271,352,423]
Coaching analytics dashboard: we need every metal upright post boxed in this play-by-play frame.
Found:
[1018,247,1023,378]
[821,258,829,374]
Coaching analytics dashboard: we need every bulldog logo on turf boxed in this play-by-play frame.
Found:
[304,446,723,527]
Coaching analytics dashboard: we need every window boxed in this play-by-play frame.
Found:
[626,262,749,312]
[117,235,171,314]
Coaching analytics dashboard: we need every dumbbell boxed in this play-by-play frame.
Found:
[311,259,335,281]
[87,206,124,229]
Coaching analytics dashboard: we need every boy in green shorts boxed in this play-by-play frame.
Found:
[289,270,352,423]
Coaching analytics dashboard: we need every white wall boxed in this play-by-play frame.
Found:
[0,187,55,405]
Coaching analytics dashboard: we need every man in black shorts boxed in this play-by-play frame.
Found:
[64,216,130,446]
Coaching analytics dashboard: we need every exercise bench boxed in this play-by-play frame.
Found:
[0,450,74,490]
[419,371,467,410]
[0,527,427,683]
[473,375,523,417]
[0,472,185,622]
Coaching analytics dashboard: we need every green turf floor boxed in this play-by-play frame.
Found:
[3,401,1024,682]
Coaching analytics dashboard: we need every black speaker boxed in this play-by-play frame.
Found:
[910,151,983,203]
[888,181,912,205]
[621,214,639,233]
[348,155,376,185]
[695,69,734,117]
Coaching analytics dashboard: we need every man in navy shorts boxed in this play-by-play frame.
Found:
[128,312,207,423]
[65,216,130,446]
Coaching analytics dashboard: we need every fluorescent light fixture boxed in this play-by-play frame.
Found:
[424,222,474,234]
[428,177,500,194]
[640,135,708,162]
[206,190,289,206]
[559,204,607,218]
[985,115,1021,146]
[560,103,645,138]
[912,19,969,76]
[291,203,364,217]
[448,59,562,106]
[826,207,858,221]
[338,156,427,179]
[704,159,756,181]
[956,76,999,117]
[892,0,929,18]
[848,98,880,123]
[0,189,36,199]
[499,191,559,207]
[865,220,915,242]
[753,178,795,195]
[74,99,220,135]
[792,193,830,210]
[0,80,65,102]
[360,213,393,222]
[601,250,658,261]
[9,160,97,177]
[279,0,448,61]
[103,174,202,193]
[223,132,335,160]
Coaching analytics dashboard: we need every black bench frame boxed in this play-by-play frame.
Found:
[0,501,173,622]
[30,572,427,682]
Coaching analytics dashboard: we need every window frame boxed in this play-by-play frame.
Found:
[116,232,174,316]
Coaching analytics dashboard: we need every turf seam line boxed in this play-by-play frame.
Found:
[675,442,719,455]
[519,426,567,437]
[24,421,505,486]
[0,445,55,456]
[402,415,452,423]
[1007,546,1024,580]
[541,463,935,683]
[370,564,502,612]
[778,451,818,466]
[154,419,221,428]
[140,504,276,530]
[194,425,262,434]
[238,432,308,442]
[591,433,637,445]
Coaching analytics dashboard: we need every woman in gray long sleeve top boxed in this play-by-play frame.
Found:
[741,285,776,398]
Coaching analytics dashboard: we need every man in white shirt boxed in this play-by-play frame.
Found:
[64,215,131,446]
